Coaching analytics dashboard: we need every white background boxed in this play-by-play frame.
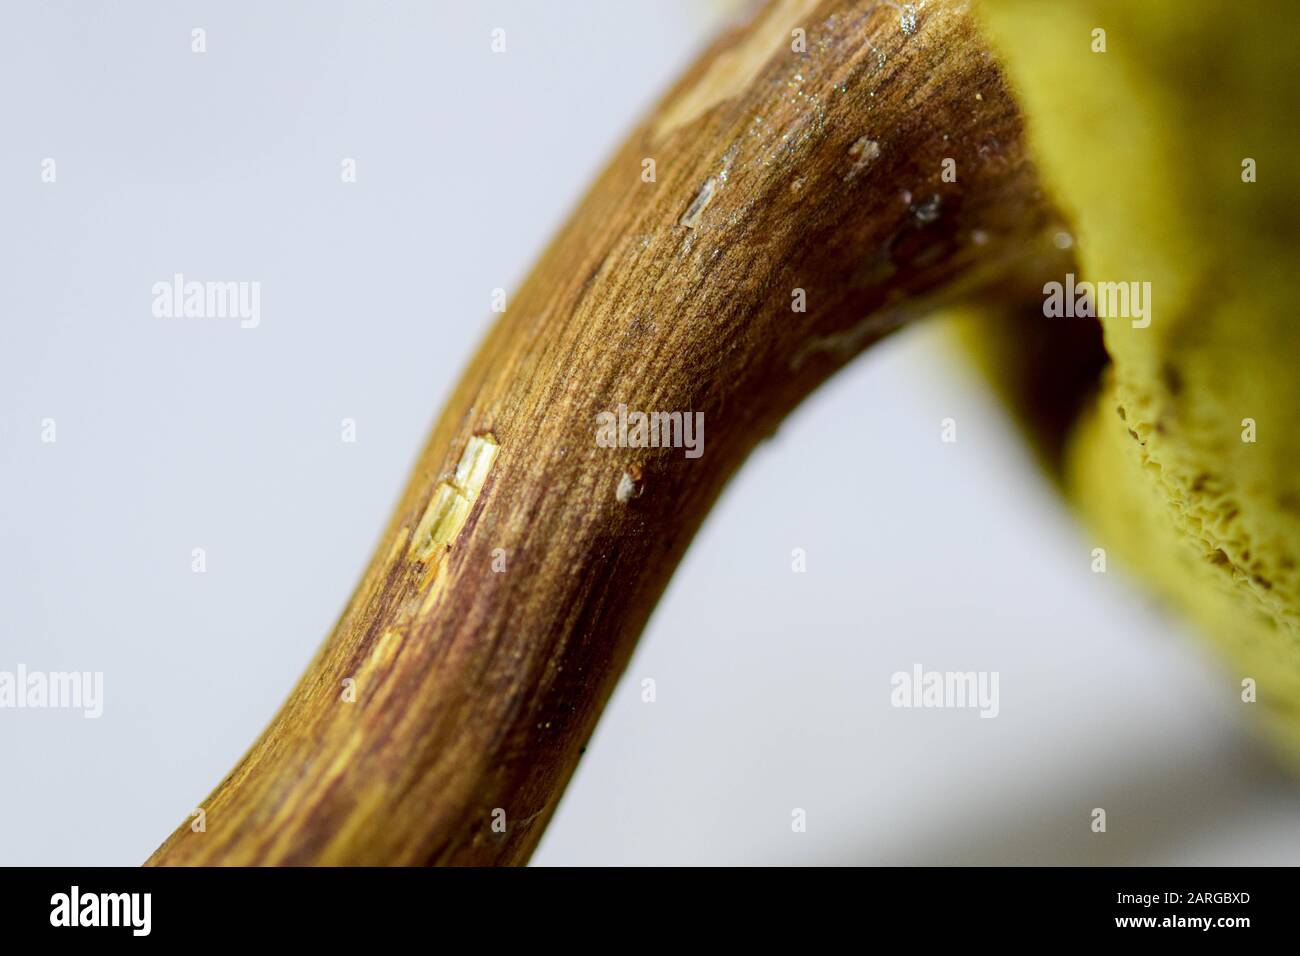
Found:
[2,1,1297,866]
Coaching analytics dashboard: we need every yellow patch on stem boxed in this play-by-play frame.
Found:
[409,433,499,563]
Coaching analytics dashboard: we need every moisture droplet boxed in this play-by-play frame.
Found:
[845,136,881,181]
[680,177,716,229]
[897,2,920,36]
[912,194,942,225]
[1053,231,1074,250]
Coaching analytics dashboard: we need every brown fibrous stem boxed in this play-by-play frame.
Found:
[147,0,1070,866]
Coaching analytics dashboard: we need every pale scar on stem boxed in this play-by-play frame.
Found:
[408,433,500,563]
[653,0,823,141]
[339,627,406,711]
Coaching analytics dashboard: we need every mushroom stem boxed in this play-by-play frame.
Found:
[147,0,1064,866]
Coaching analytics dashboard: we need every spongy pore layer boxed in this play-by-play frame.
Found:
[975,0,1300,758]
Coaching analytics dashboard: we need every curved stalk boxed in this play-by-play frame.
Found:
[147,0,1064,866]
